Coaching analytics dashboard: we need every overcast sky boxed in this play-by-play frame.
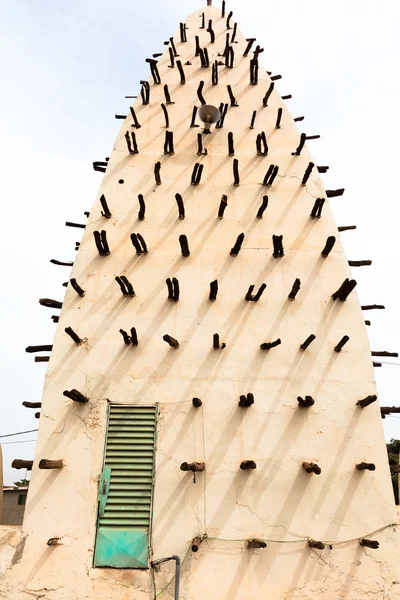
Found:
[1,0,399,485]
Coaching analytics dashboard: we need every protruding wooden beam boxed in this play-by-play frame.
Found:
[227,85,239,107]
[302,462,321,475]
[257,196,269,219]
[192,398,203,408]
[371,351,399,358]
[180,462,205,472]
[338,225,356,232]
[216,103,228,128]
[260,339,282,350]
[93,230,110,256]
[334,335,350,353]
[39,459,65,470]
[349,260,372,267]
[65,327,83,345]
[243,38,256,57]
[310,198,325,219]
[361,305,385,311]
[218,194,228,219]
[331,279,357,301]
[70,278,86,297]
[191,536,205,552]
[297,396,315,408]
[65,221,85,229]
[300,334,316,351]
[191,163,204,185]
[35,356,50,363]
[240,460,257,470]
[381,406,400,418]
[12,459,33,471]
[47,538,61,546]
[275,107,283,129]
[263,165,279,187]
[233,158,240,186]
[228,132,235,156]
[308,540,325,550]
[179,235,190,257]
[50,259,74,267]
[327,189,345,198]
[26,345,53,353]
[174,193,185,220]
[356,462,376,471]
[246,539,267,549]
[115,276,135,297]
[360,539,379,549]
[100,194,111,218]
[272,234,284,257]
[250,110,257,129]
[164,130,174,154]
[230,233,245,256]
[238,393,254,408]
[209,280,218,301]
[190,106,199,128]
[63,389,89,404]
[213,333,226,350]
[22,402,42,409]
[163,334,179,349]
[356,394,377,408]
[262,82,274,107]
[207,19,215,43]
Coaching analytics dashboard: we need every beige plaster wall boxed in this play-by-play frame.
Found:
[1,5,399,600]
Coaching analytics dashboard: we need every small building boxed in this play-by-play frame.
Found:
[1,488,28,526]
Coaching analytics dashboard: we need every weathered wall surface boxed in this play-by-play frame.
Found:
[1,5,399,599]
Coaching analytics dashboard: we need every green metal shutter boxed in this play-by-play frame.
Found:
[94,404,157,568]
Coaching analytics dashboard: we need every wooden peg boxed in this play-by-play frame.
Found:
[272,234,284,257]
[227,85,238,107]
[191,163,204,185]
[190,106,199,128]
[166,278,174,300]
[35,356,50,362]
[209,280,218,301]
[175,193,185,219]
[297,396,315,408]
[275,107,283,129]
[176,60,186,84]
[250,110,257,129]
[192,536,205,552]
[288,278,301,300]
[245,283,266,302]
[213,333,226,350]
[180,462,205,472]
[65,221,85,229]
[180,22,187,43]
[257,196,269,219]
[218,194,228,219]
[243,38,256,57]
[331,279,357,301]
[356,462,376,471]
[115,276,135,297]
[247,539,267,549]
[65,327,83,345]
[63,389,89,403]
[230,233,244,256]
[169,37,178,57]
[12,459,33,470]
[172,277,180,302]
[192,398,203,408]
[302,462,321,475]
[263,165,279,186]
[51,316,59,323]
[250,57,259,85]
[221,0,226,16]
[163,334,179,348]
[228,132,235,156]
[212,60,219,85]
[70,278,85,297]
[371,350,399,358]
[240,460,257,470]
[197,133,205,156]
[361,305,385,311]
[154,161,162,185]
[348,260,372,267]
[356,395,377,408]
[360,539,379,549]
[39,459,65,470]
[216,103,228,128]
[164,130,174,154]
[137,194,146,221]
[93,230,110,256]
[262,83,274,107]
[47,538,61,546]
[35,412,40,419]
[301,162,314,185]
[200,12,205,28]
[119,329,131,345]
[226,11,233,28]
[238,393,254,408]
[260,339,281,350]
[231,22,237,43]
[310,198,325,219]
[179,234,190,257]
[300,334,316,351]
[308,540,325,550]
[50,259,74,267]
[338,225,356,232]
[326,189,345,198]
[207,19,215,43]
[321,236,336,258]
[334,335,349,352]
[161,103,169,128]
[22,401,42,409]
[129,106,141,128]
[26,345,53,353]
[233,159,240,186]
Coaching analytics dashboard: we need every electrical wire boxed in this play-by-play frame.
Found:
[0,429,38,439]
[0,439,37,445]
[152,523,399,598]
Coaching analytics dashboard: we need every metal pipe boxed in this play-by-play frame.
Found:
[151,555,181,600]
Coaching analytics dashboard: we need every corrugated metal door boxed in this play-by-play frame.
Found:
[94,404,157,568]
